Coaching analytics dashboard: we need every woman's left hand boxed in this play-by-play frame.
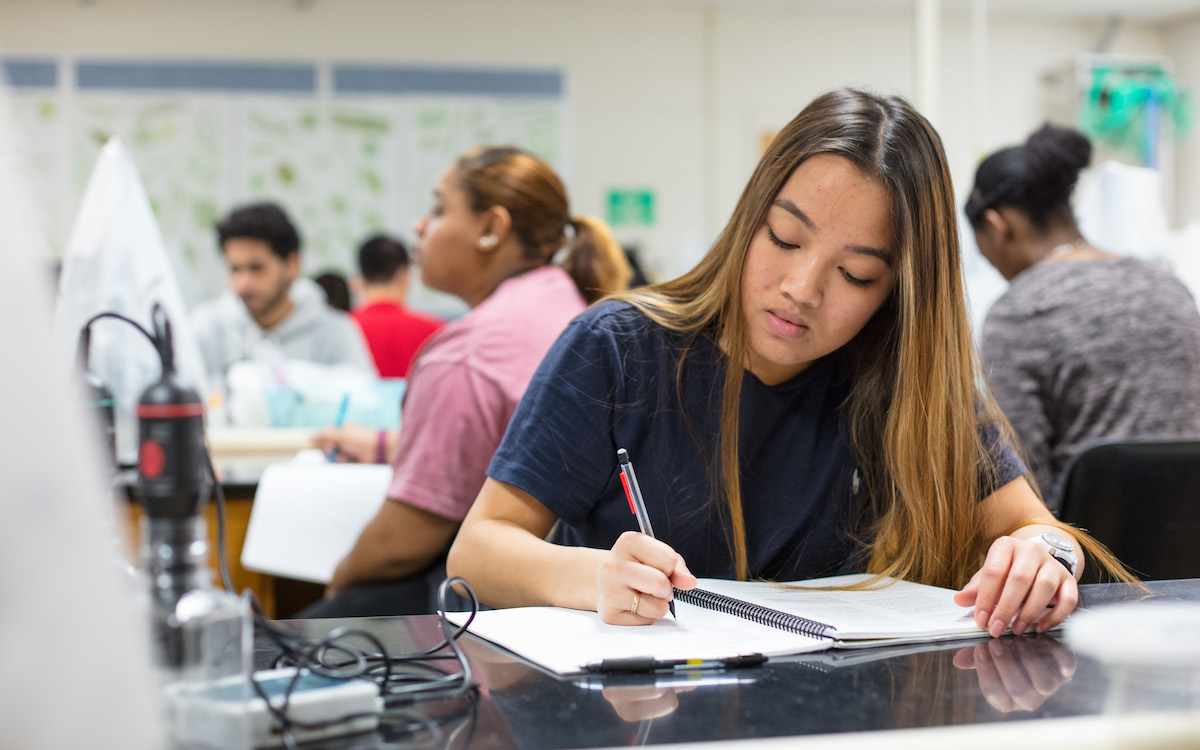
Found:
[953,535,1079,637]
[311,423,380,463]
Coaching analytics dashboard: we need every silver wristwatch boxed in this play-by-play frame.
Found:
[1033,532,1078,577]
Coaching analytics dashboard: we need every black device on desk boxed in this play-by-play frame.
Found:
[78,303,216,667]
[134,313,217,668]
[79,304,483,746]
[76,304,208,515]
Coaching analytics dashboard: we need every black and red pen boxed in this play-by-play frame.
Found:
[617,448,676,619]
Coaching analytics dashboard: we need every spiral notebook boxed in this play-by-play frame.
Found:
[447,574,1012,676]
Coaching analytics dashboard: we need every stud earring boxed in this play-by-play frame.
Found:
[479,235,498,248]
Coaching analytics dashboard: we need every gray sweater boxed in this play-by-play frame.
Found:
[981,257,1200,510]
[191,277,373,380]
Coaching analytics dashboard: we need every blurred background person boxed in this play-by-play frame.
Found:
[621,244,652,288]
[191,201,373,382]
[965,124,1200,510]
[350,233,443,378]
[304,146,631,616]
[313,269,352,313]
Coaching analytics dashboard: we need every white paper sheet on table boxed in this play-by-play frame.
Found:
[241,455,394,583]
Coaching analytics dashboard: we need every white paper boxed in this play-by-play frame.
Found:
[446,574,988,676]
[240,460,394,583]
[696,574,981,640]
[447,601,828,676]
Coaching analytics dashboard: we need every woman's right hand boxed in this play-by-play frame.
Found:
[597,531,696,625]
[602,684,694,722]
[310,423,381,463]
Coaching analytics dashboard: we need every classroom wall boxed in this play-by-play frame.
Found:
[1166,11,1200,227]
[705,6,1171,226]
[939,12,1173,323]
[0,0,711,282]
[0,0,1189,290]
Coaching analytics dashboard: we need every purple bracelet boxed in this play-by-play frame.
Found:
[375,429,388,464]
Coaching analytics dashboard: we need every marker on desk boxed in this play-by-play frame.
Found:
[584,654,767,674]
[325,393,350,462]
[617,447,676,619]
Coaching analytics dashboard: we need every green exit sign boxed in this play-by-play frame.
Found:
[606,188,655,227]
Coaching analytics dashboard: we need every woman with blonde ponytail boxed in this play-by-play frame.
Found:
[450,90,1134,636]
[307,146,628,617]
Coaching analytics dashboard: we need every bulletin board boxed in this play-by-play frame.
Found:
[1,58,566,312]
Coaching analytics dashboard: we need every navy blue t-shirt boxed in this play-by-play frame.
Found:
[487,301,1024,581]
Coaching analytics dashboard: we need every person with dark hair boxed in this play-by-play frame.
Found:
[313,270,352,313]
[966,124,1200,509]
[449,90,1138,637]
[349,234,443,378]
[191,202,373,380]
[305,147,631,616]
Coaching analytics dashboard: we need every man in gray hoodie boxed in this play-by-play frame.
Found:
[191,202,372,381]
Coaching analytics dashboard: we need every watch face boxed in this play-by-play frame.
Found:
[1043,532,1074,552]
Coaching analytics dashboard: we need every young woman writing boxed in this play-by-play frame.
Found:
[448,89,1131,636]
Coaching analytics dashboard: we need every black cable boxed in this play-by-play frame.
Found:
[148,303,175,375]
[204,449,237,594]
[202,444,481,744]
[262,583,478,706]
[248,611,478,746]
[374,695,479,750]
[249,581,479,745]
[80,310,159,351]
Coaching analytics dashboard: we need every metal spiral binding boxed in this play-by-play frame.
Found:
[675,588,836,640]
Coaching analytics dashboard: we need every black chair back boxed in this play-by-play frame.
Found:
[1057,439,1200,582]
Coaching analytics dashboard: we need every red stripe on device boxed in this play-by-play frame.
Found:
[136,403,205,419]
[620,473,636,515]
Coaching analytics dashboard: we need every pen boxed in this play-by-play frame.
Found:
[577,671,760,690]
[617,447,676,619]
[583,654,767,674]
[326,393,350,462]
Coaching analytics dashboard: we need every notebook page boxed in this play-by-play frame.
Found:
[446,599,829,675]
[694,574,982,641]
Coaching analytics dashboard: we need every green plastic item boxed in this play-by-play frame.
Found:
[1080,65,1192,168]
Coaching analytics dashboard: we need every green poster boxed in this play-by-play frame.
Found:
[606,188,655,227]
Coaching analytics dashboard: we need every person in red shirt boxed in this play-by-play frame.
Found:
[350,234,443,378]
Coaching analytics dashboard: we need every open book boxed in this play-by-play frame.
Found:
[447,574,1002,676]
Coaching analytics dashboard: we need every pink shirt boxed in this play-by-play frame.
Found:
[387,266,586,520]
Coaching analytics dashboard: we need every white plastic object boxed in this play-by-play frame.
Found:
[1066,601,1200,668]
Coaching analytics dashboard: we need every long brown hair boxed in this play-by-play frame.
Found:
[455,146,631,303]
[618,88,1130,587]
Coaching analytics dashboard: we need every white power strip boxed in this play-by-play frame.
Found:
[167,667,383,748]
